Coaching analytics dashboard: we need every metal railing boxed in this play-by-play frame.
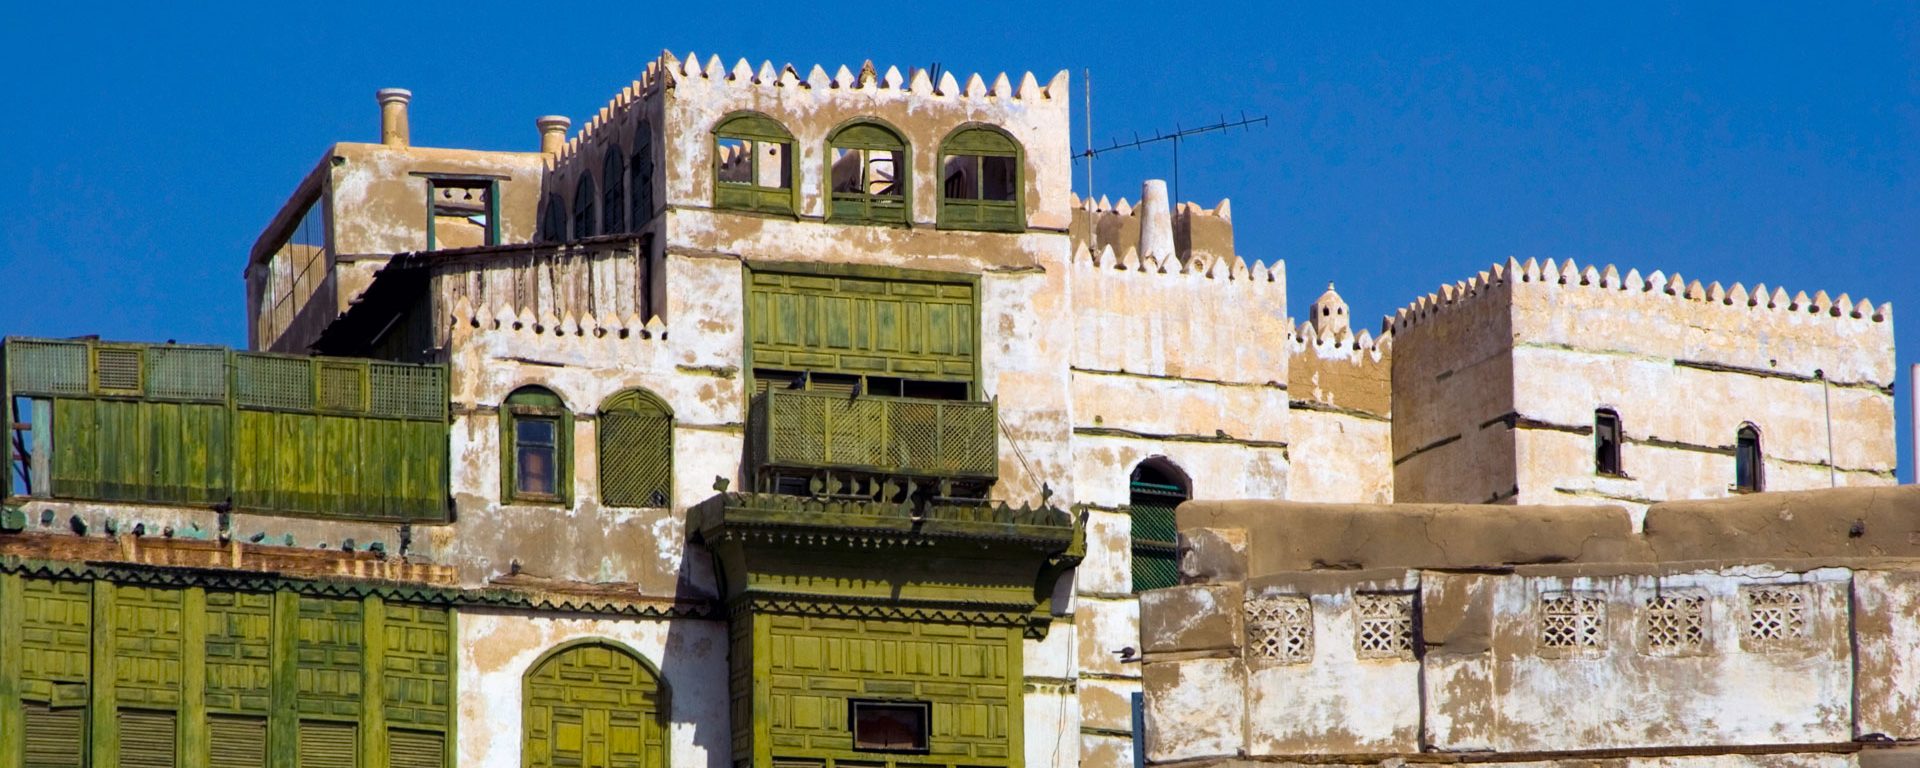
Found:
[750,388,998,481]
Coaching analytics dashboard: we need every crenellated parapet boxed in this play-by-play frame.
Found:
[1286,320,1391,419]
[540,49,1076,234]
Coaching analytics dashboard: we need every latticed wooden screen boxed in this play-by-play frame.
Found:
[756,388,997,480]
[598,390,673,508]
[3,337,449,522]
[524,642,666,768]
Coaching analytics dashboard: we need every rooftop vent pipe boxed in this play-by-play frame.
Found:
[377,88,412,148]
[537,115,572,155]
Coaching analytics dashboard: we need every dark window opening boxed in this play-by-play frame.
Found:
[573,174,598,239]
[541,194,566,242]
[828,122,909,225]
[1595,409,1622,476]
[939,128,1023,231]
[751,369,970,401]
[630,126,655,227]
[1736,425,1764,492]
[428,179,496,250]
[851,701,929,753]
[601,151,626,234]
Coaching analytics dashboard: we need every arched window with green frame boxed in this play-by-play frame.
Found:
[713,112,796,215]
[939,125,1024,232]
[599,388,673,507]
[502,385,573,504]
[1130,457,1189,592]
[523,640,668,768]
[827,120,908,225]
[601,149,627,234]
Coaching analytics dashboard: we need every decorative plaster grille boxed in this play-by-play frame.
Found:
[1539,592,1606,650]
[1246,595,1313,663]
[1742,585,1809,648]
[1643,593,1706,651]
[1354,592,1416,659]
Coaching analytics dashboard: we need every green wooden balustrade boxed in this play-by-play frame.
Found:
[3,337,448,523]
[749,388,998,482]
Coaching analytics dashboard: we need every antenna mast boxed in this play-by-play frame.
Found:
[1076,112,1269,203]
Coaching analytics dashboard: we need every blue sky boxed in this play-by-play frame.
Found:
[1,3,1915,476]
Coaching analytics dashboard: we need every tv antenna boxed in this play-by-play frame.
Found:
[1076,82,1267,204]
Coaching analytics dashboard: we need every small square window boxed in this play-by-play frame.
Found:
[850,700,928,753]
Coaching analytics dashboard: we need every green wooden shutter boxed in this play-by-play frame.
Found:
[118,709,179,768]
[23,703,86,768]
[524,643,664,768]
[599,407,672,508]
[388,728,446,768]
[208,715,268,768]
[1130,480,1184,592]
[299,721,358,768]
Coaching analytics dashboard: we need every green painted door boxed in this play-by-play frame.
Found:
[523,643,665,768]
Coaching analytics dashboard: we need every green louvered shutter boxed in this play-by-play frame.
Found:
[118,709,178,768]
[208,715,268,768]
[1130,480,1184,592]
[389,729,447,768]
[23,704,86,768]
[299,721,358,768]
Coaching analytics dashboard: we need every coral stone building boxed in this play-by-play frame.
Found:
[0,49,1898,768]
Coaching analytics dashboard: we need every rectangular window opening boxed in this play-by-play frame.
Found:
[1595,411,1621,476]
[850,700,929,753]
[428,179,496,250]
[515,417,558,498]
[1736,431,1763,491]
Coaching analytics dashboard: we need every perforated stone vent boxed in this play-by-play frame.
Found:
[1539,592,1606,650]
[1354,592,1415,659]
[1643,592,1706,651]
[1246,595,1312,664]
[1742,585,1808,649]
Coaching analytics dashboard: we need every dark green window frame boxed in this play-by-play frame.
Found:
[826,120,909,225]
[938,126,1025,232]
[425,177,500,251]
[598,388,673,508]
[713,112,797,216]
[601,150,627,234]
[501,386,572,504]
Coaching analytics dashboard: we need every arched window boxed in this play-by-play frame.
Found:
[523,641,667,768]
[1594,409,1622,476]
[572,173,598,239]
[713,113,796,215]
[599,389,673,507]
[1736,424,1764,492]
[827,121,908,225]
[939,126,1023,232]
[1130,458,1190,592]
[541,193,567,242]
[601,150,626,234]
[631,123,655,227]
[502,386,572,504]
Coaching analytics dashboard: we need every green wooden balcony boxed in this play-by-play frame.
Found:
[748,388,998,485]
[4,337,449,522]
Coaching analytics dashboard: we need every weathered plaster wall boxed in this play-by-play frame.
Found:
[1389,275,1516,504]
[1143,489,1920,766]
[1502,260,1897,519]
[1286,326,1392,503]
[457,610,731,768]
[1387,258,1895,513]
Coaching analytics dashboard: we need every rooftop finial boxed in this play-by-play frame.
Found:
[1309,282,1350,337]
